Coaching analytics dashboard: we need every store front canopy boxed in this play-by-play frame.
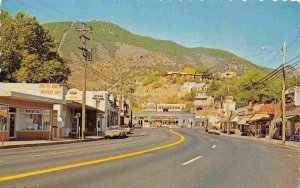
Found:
[237,115,253,125]
[247,114,269,123]
[66,100,104,113]
[0,91,64,105]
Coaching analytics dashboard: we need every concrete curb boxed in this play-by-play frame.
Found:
[0,137,104,149]
[219,133,300,149]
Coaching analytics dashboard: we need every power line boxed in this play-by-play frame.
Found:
[257,54,300,84]
[287,34,300,49]
[36,0,83,23]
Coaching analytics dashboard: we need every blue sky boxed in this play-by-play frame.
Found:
[2,0,300,68]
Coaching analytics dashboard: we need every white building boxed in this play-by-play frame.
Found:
[194,94,214,107]
[179,82,207,93]
[0,83,119,140]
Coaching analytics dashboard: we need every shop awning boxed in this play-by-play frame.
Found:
[247,114,269,123]
[237,115,253,125]
[0,91,64,104]
[66,100,104,113]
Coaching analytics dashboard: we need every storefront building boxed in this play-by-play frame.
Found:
[0,83,68,140]
[285,86,300,141]
[65,89,119,137]
[0,91,63,141]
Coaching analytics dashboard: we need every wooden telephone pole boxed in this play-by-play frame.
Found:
[77,24,93,140]
[226,73,230,135]
[118,63,123,128]
[281,42,287,144]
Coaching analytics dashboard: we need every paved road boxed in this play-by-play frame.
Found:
[0,128,299,188]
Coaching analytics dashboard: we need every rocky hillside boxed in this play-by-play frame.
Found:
[44,21,268,107]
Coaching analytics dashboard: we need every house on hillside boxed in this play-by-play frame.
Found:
[178,82,207,97]
[165,71,212,82]
[194,94,214,107]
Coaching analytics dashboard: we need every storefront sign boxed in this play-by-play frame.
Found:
[39,84,62,96]
[25,109,43,114]
[66,88,82,101]
[286,106,300,117]
[92,95,104,100]
[256,104,275,115]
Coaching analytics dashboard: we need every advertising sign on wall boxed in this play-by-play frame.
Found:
[66,88,82,101]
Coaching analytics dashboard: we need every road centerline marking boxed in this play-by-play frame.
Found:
[0,130,185,182]
[210,139,214,142]
[181,156,202,166]
[212,144,216,149]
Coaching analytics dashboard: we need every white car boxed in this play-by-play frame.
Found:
[104,126,126,139]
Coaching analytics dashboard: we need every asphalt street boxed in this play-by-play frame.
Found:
[0,128,299,188]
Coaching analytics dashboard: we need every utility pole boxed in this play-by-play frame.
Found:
[226,73,230,135]
[281,42,287,144]
[77,24,92,140]
[118,62,123,128]
[130,87,134,128]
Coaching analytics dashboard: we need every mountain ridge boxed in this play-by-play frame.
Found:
[43,20,270,106]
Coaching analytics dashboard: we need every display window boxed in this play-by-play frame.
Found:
[19,108,51,130]
[0,104,8,131]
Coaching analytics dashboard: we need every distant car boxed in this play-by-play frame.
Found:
[207,128,221,135]
[134,124,142,129]
[124,127,132,134]
[104,126,126,139]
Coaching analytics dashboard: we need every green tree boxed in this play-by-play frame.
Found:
[0,11,70,83]
[286,75,300,88]
[208,70,281,107]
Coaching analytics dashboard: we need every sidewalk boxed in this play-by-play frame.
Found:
[220,133,300,149]
[0,136,104,149]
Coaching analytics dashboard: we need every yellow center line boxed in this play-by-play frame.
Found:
[0,129,185,182]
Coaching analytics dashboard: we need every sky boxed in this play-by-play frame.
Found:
[2,0,300,68]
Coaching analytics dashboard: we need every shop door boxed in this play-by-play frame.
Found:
[9,114,16,137]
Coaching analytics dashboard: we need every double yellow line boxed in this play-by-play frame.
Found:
[0,129,185,182]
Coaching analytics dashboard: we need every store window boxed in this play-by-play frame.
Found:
[19,109,51,130]
[0,104,8,131]
[43,109,51,130]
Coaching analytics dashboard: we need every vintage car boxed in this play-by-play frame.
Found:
[104,126,126,139]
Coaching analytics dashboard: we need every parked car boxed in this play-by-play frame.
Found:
[134,124,142,128]
[124,126,133,134]
[207,127,221,135]
[104,126,126,139]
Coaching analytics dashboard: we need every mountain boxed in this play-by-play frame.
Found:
[43,21,268,107]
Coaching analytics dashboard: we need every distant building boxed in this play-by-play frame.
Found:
[133,111,195,128]
[178,82,207,96]
[165,71,212,82]
[144,103,157,112]
[194,94,214,107]
[156,104,185,112]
